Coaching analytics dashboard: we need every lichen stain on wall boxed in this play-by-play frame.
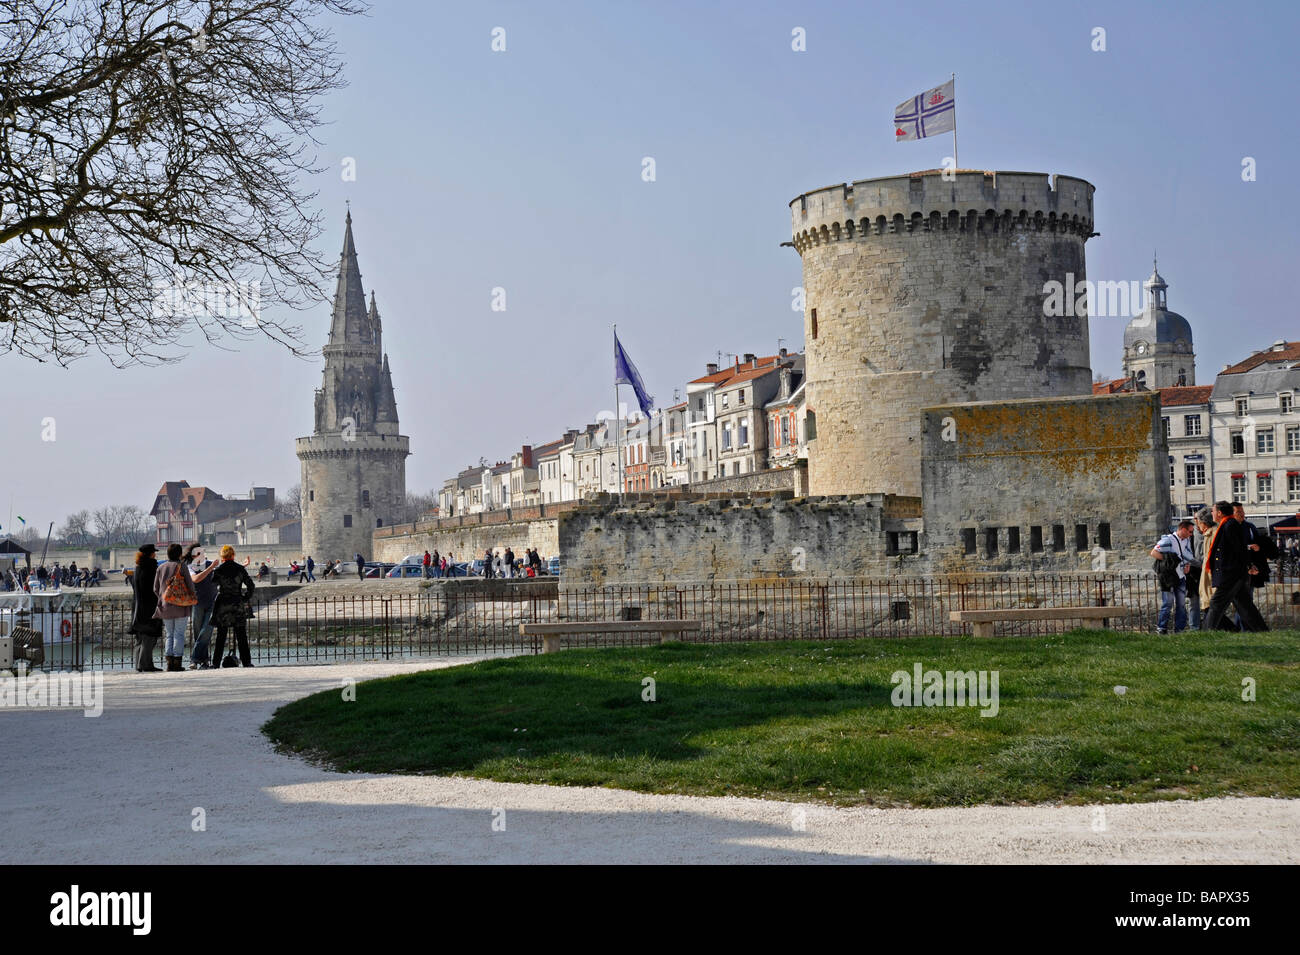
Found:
[948,398,1155,481]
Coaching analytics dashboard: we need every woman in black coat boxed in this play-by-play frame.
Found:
[130,544,163,671]
[210,545,257,667]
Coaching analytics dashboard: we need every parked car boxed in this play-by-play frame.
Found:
[547,557,561,578]
[445,561,471,578]
[363,562,395,578]
[387,563,424,578]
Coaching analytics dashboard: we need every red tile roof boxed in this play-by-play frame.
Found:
[1220,341,1300,375]
[718,362,788,387]
[1092,377,1137,395]
[687,354,784,385]
[1158,385,1213,406]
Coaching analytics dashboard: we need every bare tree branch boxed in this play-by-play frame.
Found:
[0,0,366,365]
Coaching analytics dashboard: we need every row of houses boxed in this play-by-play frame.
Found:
[1098,339,1300,524]
[436,348,808,516]
[149,482,300,547]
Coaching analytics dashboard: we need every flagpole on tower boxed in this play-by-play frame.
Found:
[950,73,959,169]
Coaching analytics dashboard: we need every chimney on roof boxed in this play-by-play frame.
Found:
[743,352,756,364]
[1273,340,1287,351]
[706,362,718,375]
[779,347,788,359]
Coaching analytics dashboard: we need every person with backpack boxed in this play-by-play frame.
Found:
[1149,520,1196,634]
[153,543,198,672]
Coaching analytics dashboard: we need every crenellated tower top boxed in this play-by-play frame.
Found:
[789,170,1095,253]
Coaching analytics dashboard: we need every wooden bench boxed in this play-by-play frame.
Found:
[949,606,1136,637]
[520,620,702,653]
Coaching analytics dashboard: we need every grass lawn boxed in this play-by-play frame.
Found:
[263,630,1300,807]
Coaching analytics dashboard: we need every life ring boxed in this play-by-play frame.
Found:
[60,619,73,639]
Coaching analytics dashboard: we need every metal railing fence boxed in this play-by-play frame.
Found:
[11,573,1298,670]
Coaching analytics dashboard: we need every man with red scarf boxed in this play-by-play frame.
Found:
[1203,501,1268,631]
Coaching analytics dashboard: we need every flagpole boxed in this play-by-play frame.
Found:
[614,325,622,501]
[950,72,959,169]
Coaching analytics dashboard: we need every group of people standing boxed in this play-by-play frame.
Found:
[480,547,543,579]
[129,542,257,671]
[1150,502,1277,633]
[288,556,316,582]
[421,550,456,577]
[4,563,105,591]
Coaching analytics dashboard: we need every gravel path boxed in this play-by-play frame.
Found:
[2,659,1296,864]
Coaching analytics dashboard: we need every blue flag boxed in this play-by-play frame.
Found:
[614,333,654,417]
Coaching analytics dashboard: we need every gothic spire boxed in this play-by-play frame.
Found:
[368,290,382,350]
[376,353,398,422]
[327,209,369,347]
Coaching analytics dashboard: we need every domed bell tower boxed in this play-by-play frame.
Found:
[1122,258,1196,389]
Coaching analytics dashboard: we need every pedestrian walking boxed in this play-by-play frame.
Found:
[210,545,256,667]
[422,550,431,579]
[1204,501,1268,631]
[1233,504,1277,629]
[130,544,162,672]
[504,547,515,579]
[483,548,494,579]
[306,555,315,582]
[1190,507,1215,629]
[355,552,366,581]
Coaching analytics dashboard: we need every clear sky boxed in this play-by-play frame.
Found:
[3,0,1296,533]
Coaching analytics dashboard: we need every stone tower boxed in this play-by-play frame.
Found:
[1121,260,1195,389]
[295,211,409,561]
[789,170,1096,497]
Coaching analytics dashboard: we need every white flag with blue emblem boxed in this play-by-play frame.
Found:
[894,79,955,142]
